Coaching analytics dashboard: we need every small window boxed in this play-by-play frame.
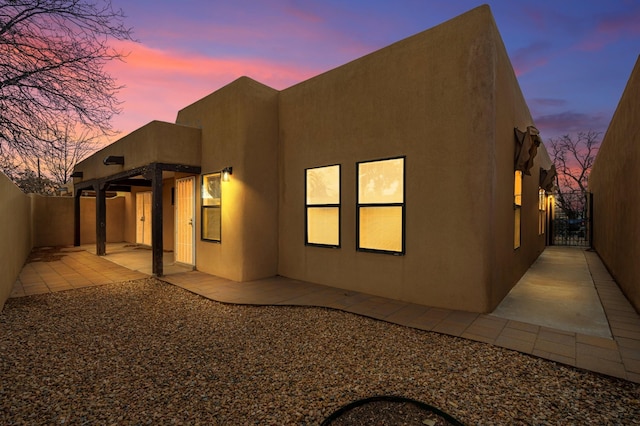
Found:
[538,188,546,235]
[357,157,405,255]
[514,170,522,249]
[306,165,340,247]
[202,173,221,242]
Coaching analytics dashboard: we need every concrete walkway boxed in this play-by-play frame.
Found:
[491,247,612,338]
[9,244,640,383]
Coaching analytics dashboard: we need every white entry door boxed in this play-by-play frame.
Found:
[175,176,195,265]
[136,191,152,246]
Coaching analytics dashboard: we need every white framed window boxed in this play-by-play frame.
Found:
[305,165,340,247]
[357,157,405,255]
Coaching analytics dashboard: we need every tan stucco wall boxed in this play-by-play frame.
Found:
[277,5,544,312]
[73,121,201,182]
[79,196,126,244]
[176,77,280,281]
[30,195,74,247]
[0,173,32,310]
[590,56,640,312]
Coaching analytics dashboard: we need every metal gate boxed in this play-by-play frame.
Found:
[175,176,195,265]
[550,191,592,247]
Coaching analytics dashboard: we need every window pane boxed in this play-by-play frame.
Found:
[307,165,340,205]
[203,207,221,241]
[514,207,521,249]
[359,158,404,204]
[359,206,403,252]
[307,207,339,245]
[203,173,221,207]
[514,170,522,206]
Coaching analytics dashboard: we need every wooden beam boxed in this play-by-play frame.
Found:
[106,185,132,192]
[111,178,152,187]
[155,163,201,174]
[151,165,164,276]
[95,183,106,256]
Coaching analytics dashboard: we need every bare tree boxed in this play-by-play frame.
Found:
[549,130,601,219]
[35,120,98,185]
[0,0,134,183]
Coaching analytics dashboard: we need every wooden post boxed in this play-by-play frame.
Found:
[74,189,82,246]
[95,183,106,256]
[151,165,164,276]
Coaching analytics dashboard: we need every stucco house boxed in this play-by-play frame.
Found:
[71,5,554,313]
[589,55,640,313]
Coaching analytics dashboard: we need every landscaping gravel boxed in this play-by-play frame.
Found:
[1,278,639,425]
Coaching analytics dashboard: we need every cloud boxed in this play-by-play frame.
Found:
[128,2,375,69]
[530,98,568,108]
[511,41,552,76]
[577,7,640,51]
[534,111,609,140]
[283,2,324,24]
[105,40,322,139]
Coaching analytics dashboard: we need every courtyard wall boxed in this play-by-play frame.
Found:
[590,56,640,313]
[0,173,32,310]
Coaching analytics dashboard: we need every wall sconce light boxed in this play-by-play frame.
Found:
[103,155,125,166]
[222,166,233,182]
[102,155,124,166]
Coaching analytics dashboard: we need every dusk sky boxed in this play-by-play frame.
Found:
[106,0,640,144]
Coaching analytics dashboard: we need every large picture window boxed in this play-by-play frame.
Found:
[305,165,340,247]
[202,173,221,242]
[357,157,405,255]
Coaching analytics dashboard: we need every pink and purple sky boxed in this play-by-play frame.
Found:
[105,0,640,143]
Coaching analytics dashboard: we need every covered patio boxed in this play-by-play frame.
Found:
[71,121,202,277]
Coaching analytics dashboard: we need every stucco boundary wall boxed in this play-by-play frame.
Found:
[30,195,126,247]
[0,172,32,310]
[590,56,640,313]
[0,177,127,310]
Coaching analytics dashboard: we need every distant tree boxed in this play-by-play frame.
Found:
[12,168,58,195]
[549,130,601,219]
[0,0,134,183]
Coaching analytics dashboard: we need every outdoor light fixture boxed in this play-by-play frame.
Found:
[70,171,83,178]
[222,166,233,182]
[103,155,124,166]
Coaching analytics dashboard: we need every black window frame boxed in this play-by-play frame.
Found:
[514,170,523,250]
[356,156,406,256]
[305,164,341,248]
[201,172,222,243]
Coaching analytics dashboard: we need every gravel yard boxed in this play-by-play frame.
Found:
[1,278,639,425]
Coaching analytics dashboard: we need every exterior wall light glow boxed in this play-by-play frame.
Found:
[103,155,124,165]
[222,166,233,182]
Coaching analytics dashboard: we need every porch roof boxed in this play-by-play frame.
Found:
[73,120,202,183]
